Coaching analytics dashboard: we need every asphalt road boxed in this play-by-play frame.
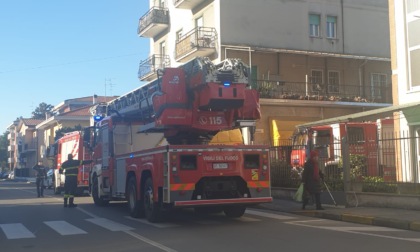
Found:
[1,180,420,252]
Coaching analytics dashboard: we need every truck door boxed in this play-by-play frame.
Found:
[101,126,110,169]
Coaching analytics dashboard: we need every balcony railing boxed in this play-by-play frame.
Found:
[138,54,171,81]
[137,6,169,38]
[173,0,205,9]
[21,140,37,153]
[254,80,392,104]
[175,27,217,62]
[7,145,15,152]
[7,132,15,140]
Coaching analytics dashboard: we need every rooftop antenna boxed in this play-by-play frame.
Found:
[105,78,116,97]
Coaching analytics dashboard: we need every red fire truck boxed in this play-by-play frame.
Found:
[85,57,272,222]
[49,131,92,195]
[290,118,394,177]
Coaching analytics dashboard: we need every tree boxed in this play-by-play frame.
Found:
[0,131,9,170]
[55,125,83,141]
[31,102,54,120]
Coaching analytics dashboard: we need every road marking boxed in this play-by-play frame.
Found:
[86,218,134,231]
[125,216,180,228]
[125,230,178,252]
[195,220,223,225]
[286,221,420,243]
[0,223,35,239]
[44,221,87,235]
[245,209,296,220]
[237,216,260,222]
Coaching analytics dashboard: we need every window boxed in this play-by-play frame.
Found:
[311,70,323,91]
[326,16,337,38]
[328,71,339,93]
[176,29,183,42]
[309,14,320,37]
[159,0,166,8]
[160,41,166,56]
[371,73,387,98]
[195,16,203,27]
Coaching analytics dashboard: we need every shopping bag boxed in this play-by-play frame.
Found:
[293,183,304,202]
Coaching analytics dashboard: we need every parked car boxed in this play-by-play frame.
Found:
[0,171,11,179]
[45,169,53,189]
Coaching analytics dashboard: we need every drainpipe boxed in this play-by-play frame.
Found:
[358,59,368,97]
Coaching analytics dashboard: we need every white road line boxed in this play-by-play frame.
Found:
[237,216,261,222]
[125,216,180,228]
[125,230,178,252]
[0,223,35,239]
[245,210,296,220]
[86,218,134,231]
[195,220,223,225]
[44,221,87,236]
[286,221,420,243]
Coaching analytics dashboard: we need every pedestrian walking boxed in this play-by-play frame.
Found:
[60,154,92,207]
[301,150,324,210]
[32,161,47,197]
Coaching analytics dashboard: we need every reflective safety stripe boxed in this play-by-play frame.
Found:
[247,181,270,188]
[65,174,78,176]
[64,166,79,170]
[64,194,74,198]
[170,183,195,191]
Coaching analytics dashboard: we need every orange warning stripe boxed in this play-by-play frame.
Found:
[247,181,270,188]
[170,183,195,191]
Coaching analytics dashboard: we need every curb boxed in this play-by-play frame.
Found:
[293,210,419,232]
[257,204,420,232]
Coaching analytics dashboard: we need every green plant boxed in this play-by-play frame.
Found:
[338,154,367,181]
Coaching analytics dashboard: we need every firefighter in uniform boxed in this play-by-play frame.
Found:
[32,161,47,198]
[60,154,92,207]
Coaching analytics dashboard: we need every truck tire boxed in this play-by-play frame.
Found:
[127,177,144,218]
[223,206,246,218]
[92,175,109,206]
[143,177,160,222]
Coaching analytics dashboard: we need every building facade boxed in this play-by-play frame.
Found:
[388,0,420,182]
[138,0,392,145]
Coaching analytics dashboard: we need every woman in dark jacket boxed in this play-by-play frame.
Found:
[302,150,324,210]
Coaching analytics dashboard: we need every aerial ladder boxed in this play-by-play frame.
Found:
[90,57,260,144]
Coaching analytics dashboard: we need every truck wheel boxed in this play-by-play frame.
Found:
[92,175,109,206]
[127,177,144,218]
[143,177,160,222]
[224,206,246,218]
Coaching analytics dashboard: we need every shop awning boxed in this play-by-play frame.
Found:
[297,101,420,128]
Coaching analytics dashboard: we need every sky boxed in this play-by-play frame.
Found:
[0,1,150,132]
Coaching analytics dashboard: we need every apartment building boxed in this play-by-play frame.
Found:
[6,96,115,176]
[388,0,420,182]
[137,0,391,145]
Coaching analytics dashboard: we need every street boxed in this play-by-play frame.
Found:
[1,181,420,252]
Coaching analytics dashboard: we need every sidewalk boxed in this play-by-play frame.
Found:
[257,197,420,232]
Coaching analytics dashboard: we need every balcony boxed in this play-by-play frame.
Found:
[173,0,206,9]
[7,132,15,140]
[7,145,15,152]
[8,158,12,164]
[138,54,171,81]
[254,80,392,104]
[175,27,217,62]
[137,6,169,38]
[21,140,37,153]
